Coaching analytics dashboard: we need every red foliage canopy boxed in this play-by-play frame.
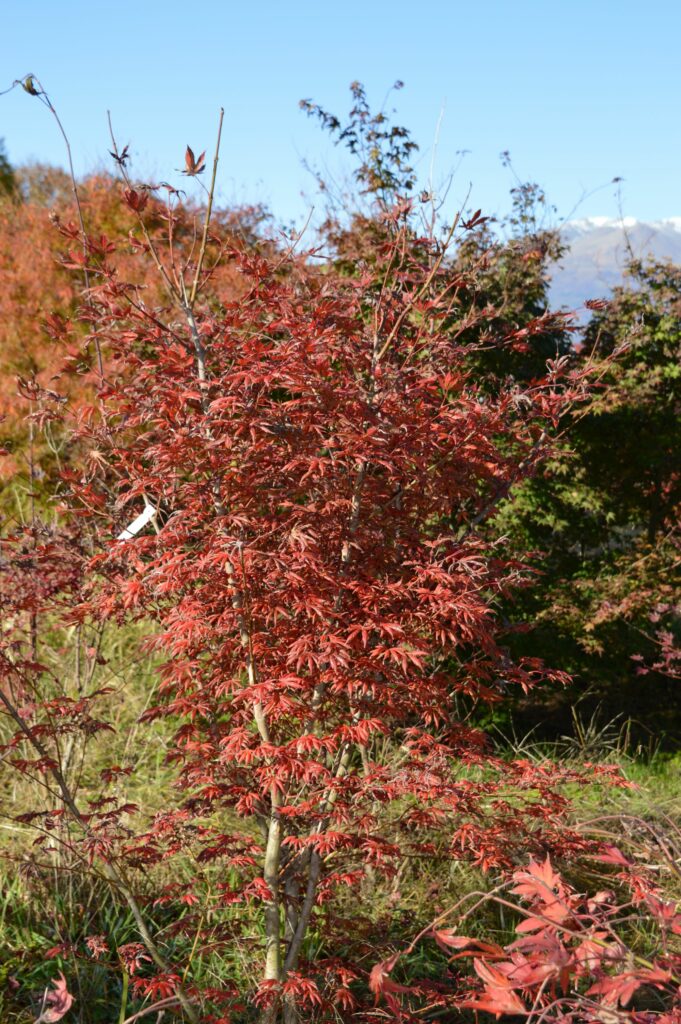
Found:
[0,117,607,1020]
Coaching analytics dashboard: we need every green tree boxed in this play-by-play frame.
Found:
[452,177,571,384]
[494,257,681,744]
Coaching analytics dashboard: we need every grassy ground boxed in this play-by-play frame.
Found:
[2,737,679,1022]
[2,616,680,1022]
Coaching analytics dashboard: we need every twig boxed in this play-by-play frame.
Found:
[188,108,224,306]
[13,74,103,377]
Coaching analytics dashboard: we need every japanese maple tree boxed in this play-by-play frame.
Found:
[2,81,606,1023]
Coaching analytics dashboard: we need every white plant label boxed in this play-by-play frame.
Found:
[117,503,157,541]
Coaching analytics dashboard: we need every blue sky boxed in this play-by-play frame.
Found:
[1,0,679,226]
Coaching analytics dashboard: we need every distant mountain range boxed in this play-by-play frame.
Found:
[549,217,681,312]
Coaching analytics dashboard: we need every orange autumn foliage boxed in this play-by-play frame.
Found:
[0,167,268,491]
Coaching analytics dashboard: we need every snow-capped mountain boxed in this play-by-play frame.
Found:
[549,217,681,311]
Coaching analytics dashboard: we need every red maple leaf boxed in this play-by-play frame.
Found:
[183,145,206,176]
[35,972,74,1023]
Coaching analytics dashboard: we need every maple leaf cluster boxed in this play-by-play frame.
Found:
[373,848,681,1023]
